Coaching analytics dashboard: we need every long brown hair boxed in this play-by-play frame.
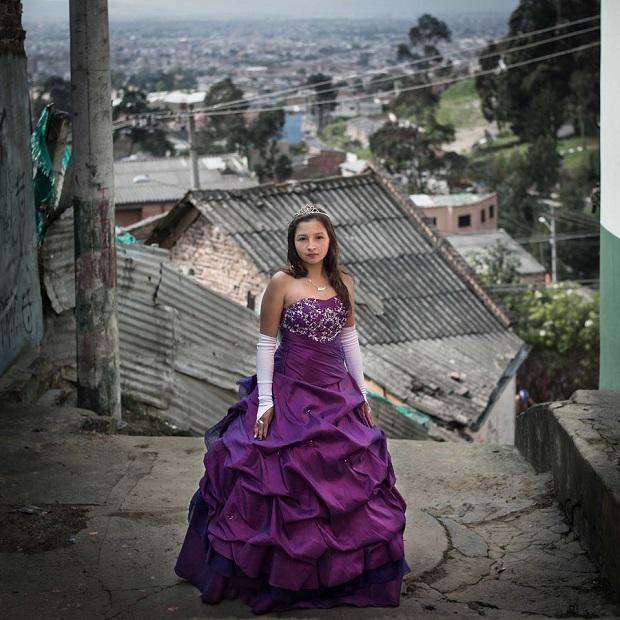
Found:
[281,208,352,316]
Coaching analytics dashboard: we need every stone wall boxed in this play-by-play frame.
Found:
[0,1,44,374]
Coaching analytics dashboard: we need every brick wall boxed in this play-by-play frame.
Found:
[169,218,269,308]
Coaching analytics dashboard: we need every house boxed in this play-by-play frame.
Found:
[290,149,347,180]
[38,211,425,440]
[345,116,386,148]
[143,170,529,444]
[335,92,383,118]
[114,155,257,227]
[410,192,499,234]
[446,229,547,284]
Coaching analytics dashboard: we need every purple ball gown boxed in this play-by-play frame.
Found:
[174,295,410,614]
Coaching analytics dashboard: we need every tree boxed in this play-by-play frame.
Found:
[466,241,520,285]
[474,0,600,138]
[506,285,599,401]
[393,13,452,122]
[397,13,452,67]
[468,252,599,402]
[32,76,72,118]
[247,109,292,183]
[525,134,562,194]
[306,73,338,131]
[197,78,249,154]
[370,117,454,192]
[113,87,149,121]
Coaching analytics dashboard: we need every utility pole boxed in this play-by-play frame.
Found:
[187,105,200,190]
[538,198,559,284]
[69,0,121,419]
[600,1,620,389]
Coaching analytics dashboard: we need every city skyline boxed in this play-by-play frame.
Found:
[25,0,518,22]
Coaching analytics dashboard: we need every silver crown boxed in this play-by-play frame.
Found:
[292,203,330,220]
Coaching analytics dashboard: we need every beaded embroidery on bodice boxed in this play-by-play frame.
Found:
[280,296,347,343]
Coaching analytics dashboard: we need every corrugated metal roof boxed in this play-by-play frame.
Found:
[411,193,495,208]
[40,211,75,314]
[41,214,258,433]
[363,331,523,426]
[114,157,258,206]
[367,391,430,441]
[155,263,258,391]
[117,244,177,410]
[145,169,525,429]
[446,229,546,276]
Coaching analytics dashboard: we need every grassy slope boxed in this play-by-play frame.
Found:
[436,79,489,130]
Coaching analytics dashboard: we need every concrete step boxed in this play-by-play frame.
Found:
[0,403,618,619]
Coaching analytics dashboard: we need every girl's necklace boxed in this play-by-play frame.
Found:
[306,277,328,292]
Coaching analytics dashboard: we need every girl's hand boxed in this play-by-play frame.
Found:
[254,406,274,440]
[361,401,375,427]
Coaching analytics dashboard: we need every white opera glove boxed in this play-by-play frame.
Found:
[341,326,367,402]
[256,333,277,423]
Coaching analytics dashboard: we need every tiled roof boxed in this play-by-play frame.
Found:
[147,169,526,428]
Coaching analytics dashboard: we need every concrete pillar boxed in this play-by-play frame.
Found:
[600,1,620,389]
[0,0,43,374]
[69,0,121,417]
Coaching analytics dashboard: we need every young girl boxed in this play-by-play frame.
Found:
[174,204,410,614]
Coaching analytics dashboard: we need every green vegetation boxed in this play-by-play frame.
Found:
[466,245,599,402]
[319,118,372,159]
[437,79,489,129]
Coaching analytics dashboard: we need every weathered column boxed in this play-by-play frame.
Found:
[0,1,43,374]
[600,1,620,389]
[69,0,121,417]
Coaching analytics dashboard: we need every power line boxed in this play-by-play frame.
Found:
[515,231,599,243]
[553,211,599,228]
[193,19,600,114]
[113,40,600,128]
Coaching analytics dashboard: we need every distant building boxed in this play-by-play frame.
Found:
[340,154,371,177]
[335,92,383,118]
[114,155,256,227]
[290,149,347,180]
[410,192,498,234]
[345,116,386,148]
[446,229,547,284]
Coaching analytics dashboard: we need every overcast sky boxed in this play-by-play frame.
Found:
[24,0,518,22]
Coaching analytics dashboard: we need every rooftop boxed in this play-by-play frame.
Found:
[446,229,547,277]
[114,156,257,206]
[411,193,495,208]
[147,170,526,430]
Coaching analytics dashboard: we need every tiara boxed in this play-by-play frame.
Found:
[292,203,330,220]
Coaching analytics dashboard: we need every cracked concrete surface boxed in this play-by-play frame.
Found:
[0,404,618,620]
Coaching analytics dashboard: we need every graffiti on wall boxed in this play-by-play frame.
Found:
[0,87,43,372]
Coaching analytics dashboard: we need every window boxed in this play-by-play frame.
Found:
[481,209,486,223]
[489,204,495,218]
[457,214,471,228]
[427,216,437,226]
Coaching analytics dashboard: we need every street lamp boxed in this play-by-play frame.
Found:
[538,215,557,284]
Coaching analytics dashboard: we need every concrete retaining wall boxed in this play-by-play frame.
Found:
[515,390,620,602]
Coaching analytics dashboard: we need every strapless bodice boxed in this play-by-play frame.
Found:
[280,296,347,343]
